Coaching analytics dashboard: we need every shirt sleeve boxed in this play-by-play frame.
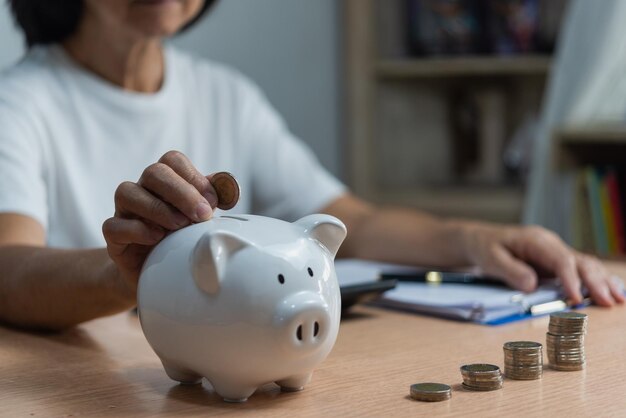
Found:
[240,81,347,221]
[0,94,48,229]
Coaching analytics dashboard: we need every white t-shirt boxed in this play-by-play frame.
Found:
[0,45,345,248]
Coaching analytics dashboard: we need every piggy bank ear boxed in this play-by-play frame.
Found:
[295,214,347,259]
[191,232,250,294]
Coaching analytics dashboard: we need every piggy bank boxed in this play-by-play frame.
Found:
[137,214,347,402]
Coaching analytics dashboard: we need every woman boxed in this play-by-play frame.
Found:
[0,0,622,330]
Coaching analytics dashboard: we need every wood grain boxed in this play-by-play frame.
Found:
[2,263,626,417]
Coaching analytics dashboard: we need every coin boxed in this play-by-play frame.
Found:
[546,312,588,371]
[409,383,451,402]
[503,341,542,350]
[460,364,503,391]
[209,172,240,210]
[503,340,543,380]
[461,364,500,374]
[551,312,588,320]
[461,382,503,391]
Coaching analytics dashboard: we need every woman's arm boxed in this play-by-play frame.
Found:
[0,151,221,331]
[323,194,625,307]
[0,214,133,330]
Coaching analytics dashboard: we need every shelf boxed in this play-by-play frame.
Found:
[374,186,523,222]
[557,125,626,167]
[376,55,552,79]
[557,125,626,145]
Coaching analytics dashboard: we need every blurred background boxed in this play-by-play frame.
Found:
[2,0,626,258]
[0,0,343,176]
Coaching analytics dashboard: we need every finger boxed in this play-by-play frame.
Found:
[114,181,190,230]
[102,217,165,255]
[609,276,626,303]
[576,256,613,306]
[159,151,219,208]
[138,162,213,222]
[552,255,584,305]
[510,230,584,303]
[484,245,538,292]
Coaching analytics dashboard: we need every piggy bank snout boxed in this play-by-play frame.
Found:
[275,292,331,349]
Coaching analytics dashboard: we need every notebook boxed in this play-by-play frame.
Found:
[335,259,566,324]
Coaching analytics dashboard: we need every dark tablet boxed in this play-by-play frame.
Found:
[340,279,397,312]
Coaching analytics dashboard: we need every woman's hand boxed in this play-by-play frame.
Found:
[463,223,625,306]
[102,150,219,293]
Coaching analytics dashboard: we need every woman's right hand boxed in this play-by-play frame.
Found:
[102,150,219,294]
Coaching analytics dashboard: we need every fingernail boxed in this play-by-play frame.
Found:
[195,201,213,221]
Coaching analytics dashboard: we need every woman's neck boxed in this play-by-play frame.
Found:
[63,16,164,93]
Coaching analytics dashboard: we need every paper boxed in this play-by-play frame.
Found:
[335,259,564,323]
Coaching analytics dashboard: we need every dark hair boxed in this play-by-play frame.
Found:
[9,0,216,47]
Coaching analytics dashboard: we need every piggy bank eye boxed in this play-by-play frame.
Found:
[307,267,314,277]
[278,274,285,284]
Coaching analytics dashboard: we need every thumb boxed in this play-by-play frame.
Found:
[485,245,538,292]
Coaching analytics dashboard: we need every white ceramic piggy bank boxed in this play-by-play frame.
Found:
[137,214,347,402]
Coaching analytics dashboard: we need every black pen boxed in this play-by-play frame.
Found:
[380,270,506,287]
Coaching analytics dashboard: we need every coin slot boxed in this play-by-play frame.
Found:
[220,215,249,221]
[307,267,314,277]
[313,321,319,337]
[278,274,285,284]
[296,325,303,341]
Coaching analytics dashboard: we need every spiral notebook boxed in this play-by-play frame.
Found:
[335,259,568,325]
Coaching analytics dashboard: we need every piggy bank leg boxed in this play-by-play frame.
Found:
[276,372,313,392]
[161,360,202,385]
[209,378,256,403]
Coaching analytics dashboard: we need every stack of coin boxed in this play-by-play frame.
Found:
[460,364,503,391]
[409,383,452,402]
[502,341,543,380]
[546,312,587,371]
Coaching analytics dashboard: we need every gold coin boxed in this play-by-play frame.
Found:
[550,312,587,320]
[461,364,501,374]
[409,383,451,402]
[461,382,502,391]
[210,172,240,210]
[503,341,543,350]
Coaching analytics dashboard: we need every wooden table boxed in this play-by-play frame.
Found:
[2,269,626,417]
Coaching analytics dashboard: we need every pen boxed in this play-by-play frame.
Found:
[380,270,506,287]
[529,297,592,316]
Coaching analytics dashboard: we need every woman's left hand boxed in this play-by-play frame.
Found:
[463,224,625,306]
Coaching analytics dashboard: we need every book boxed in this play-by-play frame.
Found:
[606,169,625,254]
[405,0,566,57]
[585,167,609,255]
[572,170,595,252]
[335,259,565,325]
[599,170,619,254]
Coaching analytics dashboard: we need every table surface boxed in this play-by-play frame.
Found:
[2,264,626,418]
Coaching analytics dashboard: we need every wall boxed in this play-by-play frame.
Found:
[0,0,341,176]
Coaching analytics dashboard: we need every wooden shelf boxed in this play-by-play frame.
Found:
[343,0,549,223]
[557,125,626,145]
[557,125,626,167]
[376,55,552,79]
[374,186,523,222]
